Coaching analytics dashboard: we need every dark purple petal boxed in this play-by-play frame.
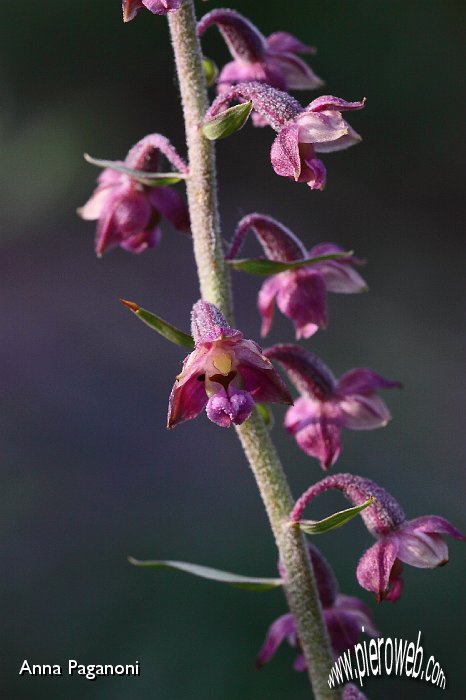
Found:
[120,225,162,254]
[148,186,190,232]
[205,389,254,428]
[122,0,144,22]
[94,203,122,257]
[77,172,121,220]
[313,124,362,153]
[339,394,392,430]
[296,110,349,144]
[337,368,402,395]
[257,276,281,337]
[308,244,368,293]
[324,595,378,656]
[395,529,450,568]
[308,542,338,607]
[267,54,323,91]
[383,561,404,602]
[314,260,367,293]
[94,187,152,257]
[218,60,288,92]
[301,156,327,190]
[142,0,183,15]
[284,399,342,469]
[264,344,336,399]
[238,362,293,405]
[256,613,296,668]
[356,538,399,601]
[275,269,328,338]
[406,515,465,540]
[266,31,316,55]
[292,653,307,672]
[167,370,209,429]
[270,123,301,179]
[113,190,152,235]
[307,95,366,113]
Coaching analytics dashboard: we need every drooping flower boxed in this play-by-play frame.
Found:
[264,345,400,469]
[78,134,189,256]
[291,473,465,602]
[122,0,183,22]
[257,542,378,670]
[167,301,292,429]
[205,83,365,189]
[197,9,322,107]
[226,214,367,338]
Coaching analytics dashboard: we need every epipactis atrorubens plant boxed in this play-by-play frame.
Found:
[79,3,464,698]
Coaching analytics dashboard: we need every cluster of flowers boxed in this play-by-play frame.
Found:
[80,3,463,692]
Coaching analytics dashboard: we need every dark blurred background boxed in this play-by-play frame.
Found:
[1,1,465,698]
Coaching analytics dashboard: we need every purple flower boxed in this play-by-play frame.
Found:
[206,83,365,189]
[291,474,465,602]
[257,543,378,670]
[197,9,322,103]
[226,214,367,338]
[122,0,183,22]
[78,134,189,256]
[167,301,292,429]
[264,345,400,469]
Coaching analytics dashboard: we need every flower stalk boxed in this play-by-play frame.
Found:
[168,2,340,697]
[167,1,232,321]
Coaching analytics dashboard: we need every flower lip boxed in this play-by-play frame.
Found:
[168,301,292,428]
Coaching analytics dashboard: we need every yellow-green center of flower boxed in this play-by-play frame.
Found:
[212,352,232,375]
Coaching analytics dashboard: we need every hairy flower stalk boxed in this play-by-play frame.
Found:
[168,3,340,697]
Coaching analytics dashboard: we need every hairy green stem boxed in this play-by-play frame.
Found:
[168,4,340,698]
[167,1,232,321]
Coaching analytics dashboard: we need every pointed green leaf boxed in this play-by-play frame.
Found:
[84,153,187,186]
[121,300,194,349]
[202,101,253,141]
[227,251,354,276]
[296,497,375,535]
[202,56,219,87]
[128,558,283,591]
[256,403,274,430]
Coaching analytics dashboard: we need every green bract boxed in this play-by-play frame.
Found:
[296,497,375,535]
[128,558,283,591]
[202,101,253,140]
[84,153,187,187]
[121,300,195,348]
[228,251,354,276]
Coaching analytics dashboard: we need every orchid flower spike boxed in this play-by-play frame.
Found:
[205,83,365,189]
[264,345,400,469]
[227,214,367,338]
[78,134,189,256]
[122,0,183,22]
[291,473,465,602]
[197,9,322,118]
[167,301,292,429]
[257,542,378,671]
